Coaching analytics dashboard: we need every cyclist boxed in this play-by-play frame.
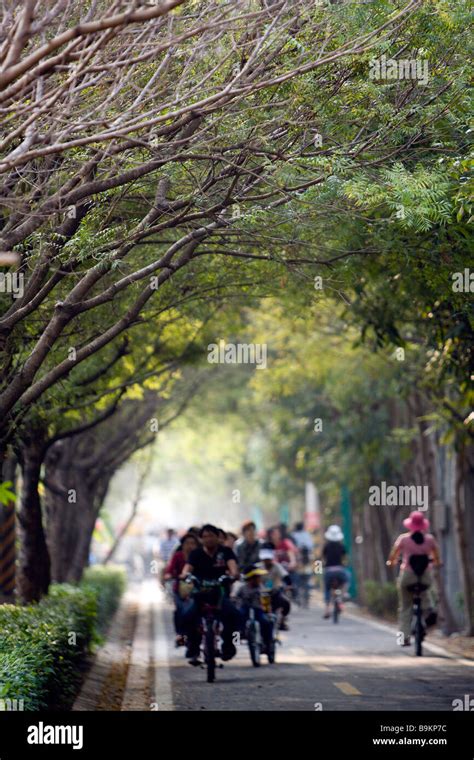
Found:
[235,564,274,650]
[272,524,298,569]
[259,547,292,630]
[235,520,264,569]
[181,524,240,662]
[386,511,441,646]
[159,528,180,564]
[224,531,238,550]
[291,522,314,605]
[322,525,349,619]
[163,532,199,646]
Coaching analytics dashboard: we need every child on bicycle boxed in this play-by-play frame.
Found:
[235,565,274,648]
[259,547,292,629]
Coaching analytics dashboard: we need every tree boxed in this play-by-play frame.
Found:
[0,0,426,451]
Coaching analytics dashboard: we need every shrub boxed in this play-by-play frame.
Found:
[81,565,126,633]
[364,580,398,619]
[0,565,126,710]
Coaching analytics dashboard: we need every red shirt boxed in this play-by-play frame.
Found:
[165,550,186,592]
[275,538,296,567]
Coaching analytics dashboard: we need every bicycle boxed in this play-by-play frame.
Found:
[295,571,311,608]
[186,574,232,683]
[245,589,278,666]
[331,579,343,623]
[324,567,346,623]
[406,555,431,657]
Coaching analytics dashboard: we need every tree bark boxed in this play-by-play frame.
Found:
[412,391,458,634]
[16,432,50,602]
[43,391,165,583]
[0,446,17,602]
[453,443,474,635]
[44,439,112,583]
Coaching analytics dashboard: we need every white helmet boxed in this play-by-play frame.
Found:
[259,548,275,561]
[324,525,344,542]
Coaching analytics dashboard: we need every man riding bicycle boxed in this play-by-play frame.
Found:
[181,524,240,663]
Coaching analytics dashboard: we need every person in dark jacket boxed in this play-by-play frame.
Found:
[322,525,349,619]
[234,520,263,569]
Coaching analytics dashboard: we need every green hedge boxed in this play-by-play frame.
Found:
[81,565,126,633]
[0,565,126,711]
[364,580,398,619]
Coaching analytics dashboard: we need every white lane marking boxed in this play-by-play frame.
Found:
[150,583,174,711]
[341,607,474,666]
[334,681,362,696]
[122,584,152,710]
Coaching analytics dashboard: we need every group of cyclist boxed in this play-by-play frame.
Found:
[160,509,441,662]
[160,518,349,664]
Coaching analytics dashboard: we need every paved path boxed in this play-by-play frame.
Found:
[74,580,473,711]
[154,584,474,712]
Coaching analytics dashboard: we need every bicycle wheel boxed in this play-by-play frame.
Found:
[248,621,261,667]
[267,635,276,664]
[303,582,310,609]
[414,608,424,657]
[333,597,340,623]
[204,625,216,682]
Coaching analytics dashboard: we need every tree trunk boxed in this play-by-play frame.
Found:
[44,474,96,583]
[44,440,112,583]
[412,392,458,634]
[16,435,50,602]
[68,477,111,582]
[371,504,389,583]
[453,443,474,636]
[0,447,17,602]
[362,499,378,581]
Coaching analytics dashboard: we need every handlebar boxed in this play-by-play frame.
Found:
[183,574,235,588]
[386,556,442,568]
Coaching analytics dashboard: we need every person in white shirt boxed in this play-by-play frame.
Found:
[159,528,179,563]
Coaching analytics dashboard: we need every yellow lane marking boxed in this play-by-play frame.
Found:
[311,665,330,672]
[333,681,362,696]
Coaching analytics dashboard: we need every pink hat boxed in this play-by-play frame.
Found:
[403,511,430,533]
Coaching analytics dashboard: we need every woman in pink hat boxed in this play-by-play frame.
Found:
[386,511,441,646]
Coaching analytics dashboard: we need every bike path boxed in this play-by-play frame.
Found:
[154,588,473,711]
